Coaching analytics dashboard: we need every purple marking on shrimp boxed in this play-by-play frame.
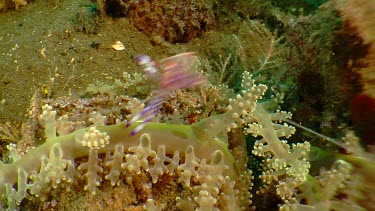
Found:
[127,52,206,136]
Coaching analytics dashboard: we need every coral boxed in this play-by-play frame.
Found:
[234,21,286,78]
[78,148,103,194]
[39,104,58,140]
[112,0,215,43]
[199,19,290,94]
[0,122,21,145]
[86,71,152,97]
[177,145,200,186]
[335,0,375,96]
[1,68,281,210]
[2,0,373,208]
[12,0,27,10]
[0,64,370,210]
[80,126,110,150]
[148,145,172,183]
[28,143,75,197]
[0,0,4,11]
[143,198,165,211]
[122,133,156,174]
[279,159,355,211]
[0,103,245,210]
[219,176,241,210]
[273,1,365,143]
[104,144,125,186]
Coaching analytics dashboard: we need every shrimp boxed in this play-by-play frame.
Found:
[126,52,206,135]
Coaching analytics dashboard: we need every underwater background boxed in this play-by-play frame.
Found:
[0,0,374,210]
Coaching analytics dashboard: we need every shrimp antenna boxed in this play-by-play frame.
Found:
[283,119,349,150]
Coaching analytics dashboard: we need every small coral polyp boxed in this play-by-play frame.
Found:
[80,126,110,150]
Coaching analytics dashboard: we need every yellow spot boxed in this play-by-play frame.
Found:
[42,84,50,96]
